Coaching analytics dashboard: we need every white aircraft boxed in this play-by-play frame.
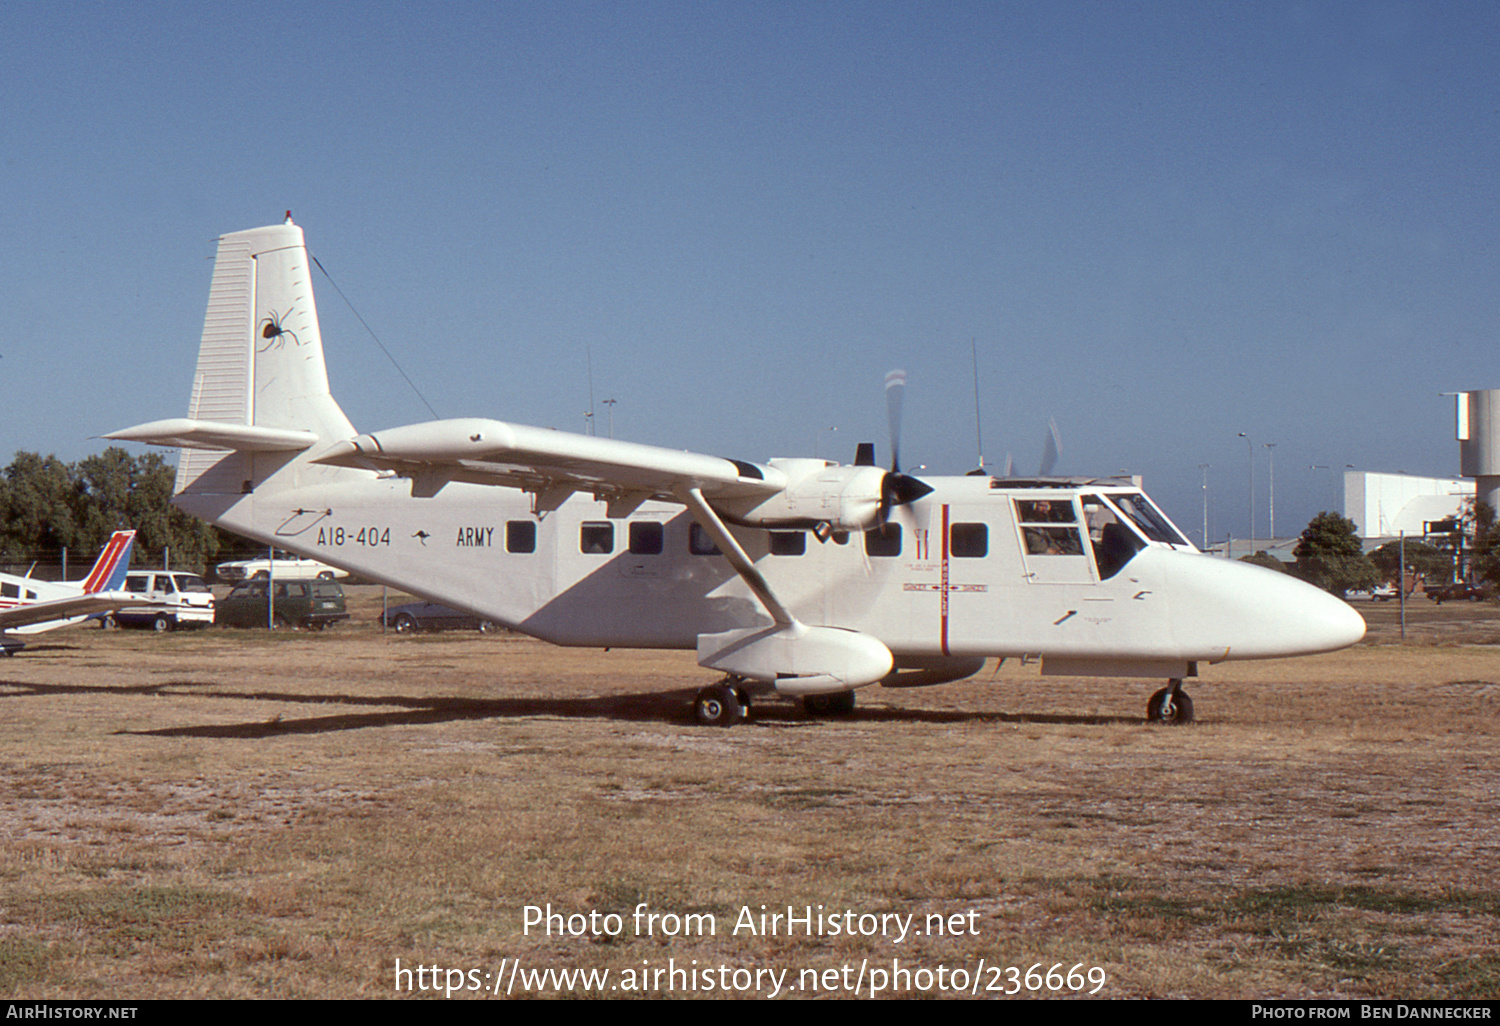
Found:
[0,530,143,653]
[107,219,1365,725]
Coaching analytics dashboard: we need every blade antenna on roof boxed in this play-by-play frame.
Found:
[971,338,985,473]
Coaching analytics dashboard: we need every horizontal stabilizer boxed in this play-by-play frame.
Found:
[103,419,320,452]
[0,593,156,634]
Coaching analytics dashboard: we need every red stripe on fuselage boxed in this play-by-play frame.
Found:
[940,504,951,656]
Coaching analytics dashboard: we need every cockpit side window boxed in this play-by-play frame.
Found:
[1082,495,1145,579]
[1015,499,1075,523]
[1013,498,1085,556]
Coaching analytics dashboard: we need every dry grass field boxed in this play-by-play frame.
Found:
[2,589,1498,999]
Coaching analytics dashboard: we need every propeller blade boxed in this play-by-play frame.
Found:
[885,369,906,473]
[875,370,932,524]
[1038,419,1061,477]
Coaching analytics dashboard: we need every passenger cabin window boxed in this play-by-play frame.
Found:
[580,522,614,554]
[1,583,17,599]
[864,523,901,557]
[689,523,721,555]
[950,523,988,558]
[629,522,664,555]
[506,521,536,554]
[769,531,806,556]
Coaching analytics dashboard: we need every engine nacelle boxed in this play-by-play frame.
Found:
[718,459,887,532]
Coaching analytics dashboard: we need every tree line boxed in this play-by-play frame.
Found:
[1254,503,1500,596]
[0,448,238,577]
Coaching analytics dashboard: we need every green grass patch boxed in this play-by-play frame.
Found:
[0,936,66,991]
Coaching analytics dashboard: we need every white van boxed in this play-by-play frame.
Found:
[112,571,216,631]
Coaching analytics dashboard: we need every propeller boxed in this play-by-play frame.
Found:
[885,370,906,473]
[877,369,933,522]
[1038,418,1061,476]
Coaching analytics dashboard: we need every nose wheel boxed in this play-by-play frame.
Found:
[1147,679,1194,724]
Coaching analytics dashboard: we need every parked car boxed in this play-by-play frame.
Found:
[217,579,348,630]
[215,557,347,583]
[108,570,215,631]
[1427,581,1491,604]
[382,601,497,634]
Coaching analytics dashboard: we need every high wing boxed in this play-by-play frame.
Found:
[0,593,153,634]
[308,417,789,513]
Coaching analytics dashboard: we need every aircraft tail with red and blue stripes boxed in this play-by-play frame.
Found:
[75,531,136,593]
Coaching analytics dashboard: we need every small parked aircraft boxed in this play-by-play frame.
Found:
[107,219,1365,724]
[0,530,144,653]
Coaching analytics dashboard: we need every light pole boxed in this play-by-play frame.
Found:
[602,398,617,439]
[1239,433,1254,555]
[815,426,838,459]
[1264,443,1276,543]
[1198,463,1211,550]
[1310,465,1330,515]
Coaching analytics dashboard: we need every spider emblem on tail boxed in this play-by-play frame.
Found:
[258,308,301,351]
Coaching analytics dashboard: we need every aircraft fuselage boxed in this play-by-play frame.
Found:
[182,471,1362,681]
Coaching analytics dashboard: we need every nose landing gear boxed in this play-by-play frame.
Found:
[1147,678,1194,724]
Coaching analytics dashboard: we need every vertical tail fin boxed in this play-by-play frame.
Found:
[177,219,354,493]
[106,218,358,496]
[78,531,136,593]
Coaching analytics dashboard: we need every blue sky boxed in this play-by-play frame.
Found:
[3,1,1497,543]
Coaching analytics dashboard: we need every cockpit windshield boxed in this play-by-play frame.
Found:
[1105,492,1193,548]
[1075,491,1194,579]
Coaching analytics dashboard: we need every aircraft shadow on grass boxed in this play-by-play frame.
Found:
[0,679,1140,737]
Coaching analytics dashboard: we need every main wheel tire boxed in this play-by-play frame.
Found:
[803,690,856,717]
[393,613,418,634]
[1147,686,1194,725]
[694,684,744,728]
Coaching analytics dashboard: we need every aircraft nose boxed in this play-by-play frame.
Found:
[1164,554,1366,660]
[1282,579,1368,655]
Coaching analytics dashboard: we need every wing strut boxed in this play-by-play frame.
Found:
[675,486,797,629]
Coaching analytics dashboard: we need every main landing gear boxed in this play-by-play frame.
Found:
[692,680,861,726]
[801,690,856,717]
[694,678,751,728]
[1146,678,1194,725]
